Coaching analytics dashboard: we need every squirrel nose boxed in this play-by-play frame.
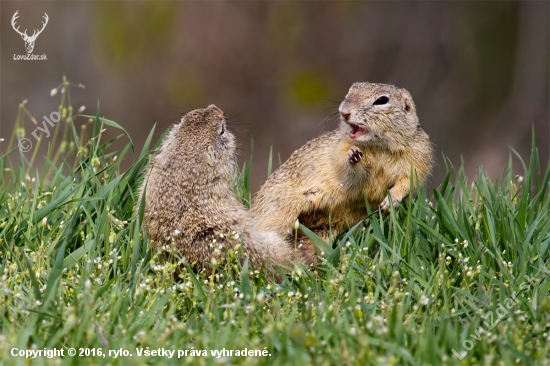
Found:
[339,104,351,120]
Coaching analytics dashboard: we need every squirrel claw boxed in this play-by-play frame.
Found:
[347,146,363,165]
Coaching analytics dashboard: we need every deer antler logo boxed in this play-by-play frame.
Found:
[11,11,49,54]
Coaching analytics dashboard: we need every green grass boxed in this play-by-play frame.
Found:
[1,80,549,365]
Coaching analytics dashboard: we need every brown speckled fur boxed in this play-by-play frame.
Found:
[139,105,293,277]
[250,82,434,265]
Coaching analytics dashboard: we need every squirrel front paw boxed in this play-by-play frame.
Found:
[347,146,363,165]
[380,194,400,212]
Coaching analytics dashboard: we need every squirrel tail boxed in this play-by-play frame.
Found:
[243,229,296,281]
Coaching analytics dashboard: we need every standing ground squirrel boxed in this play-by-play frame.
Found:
[140,105,293,277]
[250,82,434,264]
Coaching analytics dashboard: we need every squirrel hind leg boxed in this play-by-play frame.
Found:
[294,234,325,266]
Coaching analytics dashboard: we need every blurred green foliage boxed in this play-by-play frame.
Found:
[95,2,176,71]
[282,69,335,109]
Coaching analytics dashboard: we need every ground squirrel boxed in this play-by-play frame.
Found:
[250,82,434,264]
[140,105,293,277]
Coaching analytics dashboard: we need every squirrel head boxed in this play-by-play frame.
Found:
[155,104,237,184]
[338,82,420,148]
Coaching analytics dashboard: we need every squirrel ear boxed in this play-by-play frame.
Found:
[404,99,413,113]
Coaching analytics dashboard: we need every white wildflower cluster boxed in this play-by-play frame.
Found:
[454,238,469,249]
[455,251,481,279]
[159,235,181,255]
[135,275,177,297]
[91,156,100,173]
[25,175,35,184]
[109,213,127,230]
[159,243,177,254]
[422,199,435,221]
[328,273,346,293]
[290,267,306,282]
[419,294,430,306]
[149,250,187,279]
[285,290,304,302]
[231,230,240,240]
[209,238,226,258]
[502,260,513,272]
[36,192,53,209]
[133,330,147,342]
[89,249,121,274]
[437,239,482,283]
[362,293,375,305]
[365,315,388,336]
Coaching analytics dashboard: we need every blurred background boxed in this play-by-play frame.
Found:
[1,1,548,192]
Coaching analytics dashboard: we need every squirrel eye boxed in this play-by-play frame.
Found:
[373,96,389,105]
[220,124,226,135]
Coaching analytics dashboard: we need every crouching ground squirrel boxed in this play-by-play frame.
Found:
[250,82,434,264]
[140,105,293,277]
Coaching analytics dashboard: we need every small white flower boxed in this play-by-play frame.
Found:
[420,295,429,305]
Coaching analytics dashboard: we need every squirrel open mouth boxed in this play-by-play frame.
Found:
[348,123,368,139]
